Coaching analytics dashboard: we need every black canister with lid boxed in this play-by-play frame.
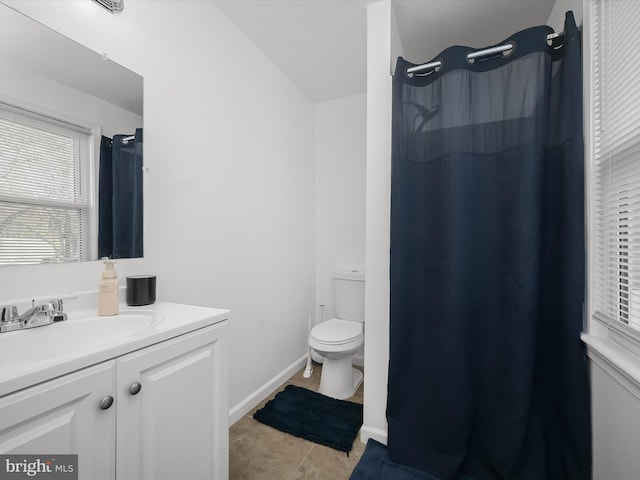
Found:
[126,275,157,306]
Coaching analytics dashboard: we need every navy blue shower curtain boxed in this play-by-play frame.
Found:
[98,128,143,259]
[387,12,590,480]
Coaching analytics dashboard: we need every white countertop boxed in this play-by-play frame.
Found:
[0,300,230,397]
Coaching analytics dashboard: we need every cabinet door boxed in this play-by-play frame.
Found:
[0,361,116,480]
[116,322,228,480]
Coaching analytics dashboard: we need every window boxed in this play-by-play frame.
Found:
[591,0,640,333]
[0,102,95,265]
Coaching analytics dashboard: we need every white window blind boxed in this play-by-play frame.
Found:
[592,0,640,330]
[0,103,94,265]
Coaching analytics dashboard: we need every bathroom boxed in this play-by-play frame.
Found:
[0,0,639,478]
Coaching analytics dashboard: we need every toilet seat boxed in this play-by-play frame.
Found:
[310,318,362,346]
[308,318,363,399]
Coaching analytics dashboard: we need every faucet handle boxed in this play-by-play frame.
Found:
[49,299,64,311]
[0,306,19,323]
[46,299,67,322]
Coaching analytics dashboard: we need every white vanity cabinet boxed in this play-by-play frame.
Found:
[116,323,228,480]
[0,361,116,480]
[0,316,229,480]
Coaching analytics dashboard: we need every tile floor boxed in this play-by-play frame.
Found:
[229,364,365,480]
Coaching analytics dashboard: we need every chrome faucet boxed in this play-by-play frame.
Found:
[0,299,68,333]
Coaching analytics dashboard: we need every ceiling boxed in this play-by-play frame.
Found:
[213,0,556,103]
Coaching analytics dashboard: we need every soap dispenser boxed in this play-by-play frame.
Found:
[98,258,119,316]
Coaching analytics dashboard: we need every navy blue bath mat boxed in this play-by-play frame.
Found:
[350,439,477,480]
[253,384,363,452]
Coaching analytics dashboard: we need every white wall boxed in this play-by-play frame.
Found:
[591,361,640,479]
[362,0,396,445]
[0,0,315,417]
[314,93,366,331]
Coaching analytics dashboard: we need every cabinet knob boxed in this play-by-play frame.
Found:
[128,382,142,395]
[99,395,114,410]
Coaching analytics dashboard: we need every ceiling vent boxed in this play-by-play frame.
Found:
[92,0,124,13]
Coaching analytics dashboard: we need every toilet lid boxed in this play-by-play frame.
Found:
[311,318,362,345]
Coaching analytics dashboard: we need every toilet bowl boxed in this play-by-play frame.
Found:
[309,318,364,399]
[310,270,365,399]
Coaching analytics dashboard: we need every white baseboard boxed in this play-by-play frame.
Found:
[228,353,308,426]
[360,425,388,445]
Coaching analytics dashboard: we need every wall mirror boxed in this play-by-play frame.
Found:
[0,4,143,265]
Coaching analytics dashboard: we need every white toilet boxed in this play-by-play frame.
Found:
[309,271,365,399]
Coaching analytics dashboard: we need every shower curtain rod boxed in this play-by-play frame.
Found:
[406,31,564,75]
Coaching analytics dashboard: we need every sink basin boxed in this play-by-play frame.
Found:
[0,309,165,369]
[55,310,164,342]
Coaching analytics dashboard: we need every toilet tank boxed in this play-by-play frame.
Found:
[332,270,365,323]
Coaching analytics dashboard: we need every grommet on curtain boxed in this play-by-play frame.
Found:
[547,31,565,49]
[405,59,443,78]
[414,60,442,77]
[466,41,515,64]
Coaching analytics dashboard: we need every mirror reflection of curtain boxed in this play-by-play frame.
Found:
[388,12,590,480]
[98,128,143,259]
